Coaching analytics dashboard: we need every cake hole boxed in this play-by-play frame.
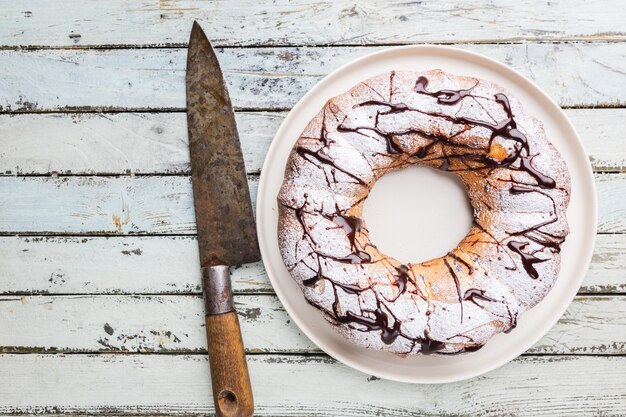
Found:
[363,166,473,264]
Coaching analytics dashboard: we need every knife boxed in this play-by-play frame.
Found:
[186,21,259,417]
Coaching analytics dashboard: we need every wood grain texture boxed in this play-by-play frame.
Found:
[0,295,312,354]
[596,174,626,233]
[0,294,623,355]
[0,354,624,416]
[0,112,280,175]
[205,312,254,417]
[0,176,225,234]
[1,109,624,176]
[0,174,622,234]
[1,0,625,48]
[567,108,626,173]
[0,234,623,295]
[2,43,626,112]
[0,1,623,415]
[0,236,267,294]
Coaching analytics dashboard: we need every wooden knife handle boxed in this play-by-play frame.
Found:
[205,312,254,417]
[203,265,253,417]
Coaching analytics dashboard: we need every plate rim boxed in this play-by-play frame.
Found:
[256,44,598,383]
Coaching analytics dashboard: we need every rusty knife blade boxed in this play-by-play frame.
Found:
[186,22,260,267]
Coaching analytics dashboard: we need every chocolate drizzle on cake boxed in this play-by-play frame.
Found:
[351,84,557,192]
[345,76,561,283]
[444,258,465,322]
[463,288,494,304]
[415,75,476,105]
[419,333,446,354]
[296,146,367,186]
[336,308,403,345]
[394,264,410,296]
[293,197,371,266]
[280,70,570,354]
[507,241,548,279]
[302,267,406,345]
[336,123,403,155]
[327,214,371,263]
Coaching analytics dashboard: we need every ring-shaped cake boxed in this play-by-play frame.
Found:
[277,70,571,355]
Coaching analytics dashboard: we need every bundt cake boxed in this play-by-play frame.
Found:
[277,69,571,355]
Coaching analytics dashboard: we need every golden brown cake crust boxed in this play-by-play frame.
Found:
[277,70,571,356]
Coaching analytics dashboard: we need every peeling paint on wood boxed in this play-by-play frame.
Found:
[0,295,622,355]
[0,176,204,234]
[0,295,315,354]
[0,354,623,415]
[0,4,624,414]
[0,0,625,47]
[596,174,626,233]
[0,174,623,234]
[0,235,268,294]
[567,109,626,173]
[1,43,626,112]
[0,109,623,176]
[0,234,623,295]
[0,112,281,175]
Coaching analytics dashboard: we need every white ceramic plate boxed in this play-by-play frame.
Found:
[256,46,597,383]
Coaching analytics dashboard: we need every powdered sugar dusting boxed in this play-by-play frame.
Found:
[277,69,571,356]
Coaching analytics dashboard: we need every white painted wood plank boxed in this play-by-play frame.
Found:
[1,43,625,112]
[1,0,625,47]
[0,109,623,176]
[0,112,280,175]
[586,234,626,293]
[0,354,623,416]
[0,176,251,234]
[0,295,622,355]
[596,174,626,234]
[567,109,626,173]
[0,295,314,354]
[0,236,268,294]
[0,234,623,295]
[532,296,626,355]
[0,174,623,234]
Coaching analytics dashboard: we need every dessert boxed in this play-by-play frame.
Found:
[277,70,570,355]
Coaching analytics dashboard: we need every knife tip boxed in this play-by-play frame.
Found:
[190,20,210,45]
[191,20,202,35]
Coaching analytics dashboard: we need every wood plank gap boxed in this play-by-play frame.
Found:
[0,106,624,115]
[0,291,621,297]
[0,351,622,358]
[0,107,294,115]
[1,171,621,179]
[0,231,622,238]
[0,232,199,237]
[1,37,625,51]
[2,105,626,116]
[2,173,193,178]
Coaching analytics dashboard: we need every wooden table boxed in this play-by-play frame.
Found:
[0,1,625,415]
